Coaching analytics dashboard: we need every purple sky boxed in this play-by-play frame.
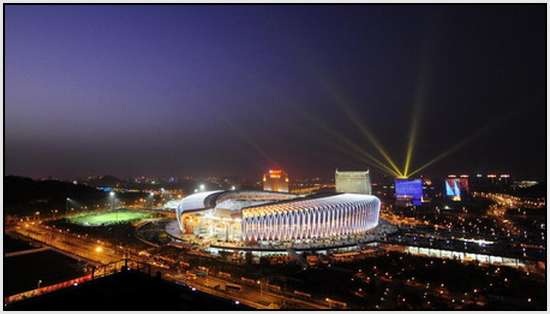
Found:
[5,5,546,180]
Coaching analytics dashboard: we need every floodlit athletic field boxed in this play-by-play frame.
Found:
[68,210,153,226]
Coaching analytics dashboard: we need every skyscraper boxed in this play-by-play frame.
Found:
[262,169,289,193]
[335,169,372,194]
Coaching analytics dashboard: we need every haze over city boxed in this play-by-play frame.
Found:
[5,5,546,180]
[3,2,547,312]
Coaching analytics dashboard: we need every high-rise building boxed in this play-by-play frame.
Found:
[335,169,372,194]
[262,169,289,193]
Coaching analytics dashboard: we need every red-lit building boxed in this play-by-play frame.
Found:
[262,169,289,193]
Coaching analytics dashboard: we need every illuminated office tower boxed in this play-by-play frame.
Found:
[262,169,289,193]
[335,170,372,194]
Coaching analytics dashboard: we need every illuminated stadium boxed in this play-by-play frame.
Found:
[169,190,384,250]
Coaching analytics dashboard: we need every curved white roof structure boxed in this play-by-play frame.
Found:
[176,190,225,213]
[164,199,184,210]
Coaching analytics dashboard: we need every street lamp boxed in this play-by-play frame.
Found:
[199,184,205,191]
[109,191,116,211]
[149,192,155,209]
[66,197,70,213]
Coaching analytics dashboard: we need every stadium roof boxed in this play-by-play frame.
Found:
[242,193,379,218]
[176,190,225,213]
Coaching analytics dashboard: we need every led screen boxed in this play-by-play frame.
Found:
[445,178,468,201]
[395,179,423,204]
[445,179,461,200]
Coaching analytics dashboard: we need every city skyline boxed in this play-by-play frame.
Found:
[3,3,546,311]
[5,5,546,180]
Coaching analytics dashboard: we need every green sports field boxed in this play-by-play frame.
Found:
[67,210,153,226]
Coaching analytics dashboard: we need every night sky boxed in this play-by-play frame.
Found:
[5,4,546,181]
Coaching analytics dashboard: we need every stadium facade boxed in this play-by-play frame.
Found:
[241,193,380,242]
[174,190,381,244]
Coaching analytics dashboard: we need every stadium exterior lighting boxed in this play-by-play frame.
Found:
[242,194,380,242]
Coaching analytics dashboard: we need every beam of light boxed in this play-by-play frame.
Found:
[407,113,513,178]
[327,140,401,177]
[299,110,400,177]
[336,98,404,178]
[403,50,432,178]
[311,56,406,178]
[289,116,399,177]
[318,80,403,177]
[406,137,470,178]
[321,128,400,177]
[403,102,420,178]
[294,105,398,176]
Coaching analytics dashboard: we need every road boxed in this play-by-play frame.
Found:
[8,222,328,309]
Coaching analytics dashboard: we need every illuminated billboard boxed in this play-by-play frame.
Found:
[394,179,423,205]
[445,178,469,201]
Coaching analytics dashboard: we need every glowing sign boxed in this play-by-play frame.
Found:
[445,178,469,201]
[269,169,283,178]
[445,179,461,201]
[395,179,422,205]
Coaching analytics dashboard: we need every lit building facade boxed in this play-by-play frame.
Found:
[263,169,289,193]
[174,190,381,246]
[176,190,299,240]
[241,193,380,242]
[335,170,372,194]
